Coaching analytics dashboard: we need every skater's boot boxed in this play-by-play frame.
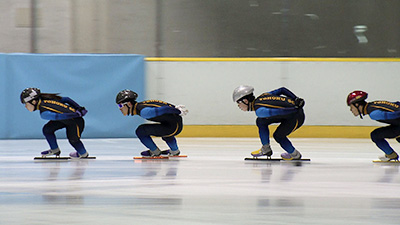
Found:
[281,149,302,160]
[69,151,89,159]
[161,149,180,156]
[251,144,273,157]
[161,149,170,155]
[378,151,399,162]
[168,149,180,156]
[141,148,161,157]
[41,148,61,157]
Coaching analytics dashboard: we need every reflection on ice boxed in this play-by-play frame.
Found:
[0,138,400,225]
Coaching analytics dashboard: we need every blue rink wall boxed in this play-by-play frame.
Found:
[0,53,145,139]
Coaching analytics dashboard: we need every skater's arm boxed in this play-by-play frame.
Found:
[255,107,297,118]
[60,97,81,109]
[268,87,297,99]
[369,110,400,121]
[40,111,82,120]
[60,97,87,116]
[140,106,180,119]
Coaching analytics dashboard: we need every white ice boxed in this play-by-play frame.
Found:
[1,138,400,225]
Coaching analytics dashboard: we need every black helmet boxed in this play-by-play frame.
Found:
[20,87,41,104]
[116,89,138,104]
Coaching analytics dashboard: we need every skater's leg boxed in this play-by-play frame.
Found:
[274,130,301,160]
[137,115,182,156]
[66,118,88,157]
[70,141,87,155]
[136,124,159,151]
[256,118,271,146]
[251,118,274,157]
[274,111,305,160]
[161,115,183,154]
[273,133,295,153]
[273,119,300,154]
[162,136,180,155]
[42,121,64,150]
[162,136,178,151]
[371,126,400,155]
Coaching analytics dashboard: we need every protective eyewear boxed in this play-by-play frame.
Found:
[118,102,128,108]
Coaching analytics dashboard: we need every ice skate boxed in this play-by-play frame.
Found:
[41,148,61,157]
[281,150,302,160]
[169,150,180,156]
[161,149,181,156]
[378,151,399,162]
[69,151,89,159]
[140,148,161,157]
[161,149,170,155]
[251,144,273,158]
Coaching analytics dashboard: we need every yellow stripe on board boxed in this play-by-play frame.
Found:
[178,125,378,138]
[146,57,400,62]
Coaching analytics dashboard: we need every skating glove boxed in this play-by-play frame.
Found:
[77,107,88,116]
[294,97,305,108]
[175,105,189,116]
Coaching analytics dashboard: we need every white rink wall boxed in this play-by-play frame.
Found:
[146,60,400,126]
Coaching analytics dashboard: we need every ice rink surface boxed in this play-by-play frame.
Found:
[1,137,400,225]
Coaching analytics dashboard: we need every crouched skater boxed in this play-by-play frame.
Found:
[233,85,305,160]
[116,89,188,157]
[347,90,400,161]
[20,88,89,158]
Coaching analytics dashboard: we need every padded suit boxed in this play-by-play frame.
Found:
[251,87,305,154]
[131,100,183,151]
[37,97,87,155]
[365,101,400,154]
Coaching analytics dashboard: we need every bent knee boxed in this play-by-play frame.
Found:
[256,118,268,128]
[135,125,148,137]
[370,129,386,143]
[370,130,381,142]
[42,126,54,135]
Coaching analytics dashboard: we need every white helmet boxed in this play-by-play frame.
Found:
[232,85,254,102]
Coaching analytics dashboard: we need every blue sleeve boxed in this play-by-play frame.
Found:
[268,87,297,99]
[40,111,80,121]
[255,107,297,118]
[60,97,81,109]
[369,110,400,121]
[140,106,180,119]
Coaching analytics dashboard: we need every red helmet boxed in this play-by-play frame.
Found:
[347,90,368,106]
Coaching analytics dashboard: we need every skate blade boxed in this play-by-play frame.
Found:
[245,157,310,162]
[34,156,96,161]
[245,157,281,161]
[169,155,187,158]
[160,150,186,157]
[373,160,400,163]
[134,156,169,160]
[34,156,69,161]
[70,156,96,160]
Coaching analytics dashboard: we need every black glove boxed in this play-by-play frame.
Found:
[294,98,305,108]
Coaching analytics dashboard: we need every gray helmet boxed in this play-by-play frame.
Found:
[232,85,254,102]
[116,89,138,104]
[20,87,41,104]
